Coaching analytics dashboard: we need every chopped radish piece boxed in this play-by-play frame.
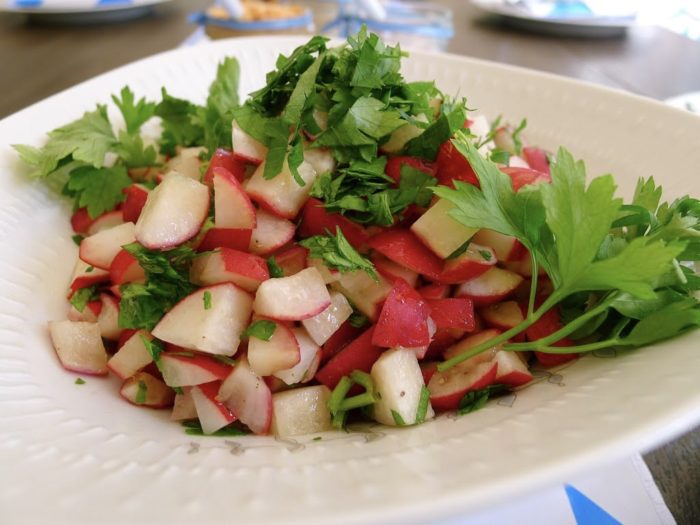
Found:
[381,122,423,153]
[472,230,525,262]
[48,320,108,376]
[120,372,175,408]
[270,385,333,437]
[135,171,210,249]
[436,139,479,188]
[197,227,252,252]
[71,207,94,234]
[428,360,498,411]
[96,293,122,341]
[245,157,318,219]
[271,245,308,276]
[87,210,124,236]
[68,259,110,297]
[152,283,253,356]
[443,329,504,363]
[307,256,340,284]
[232,120,267,164]
[438,243,496,284]
[315,327,382,389]
[159,352,233,387]
[368,228,442,280]
[320,321,363,364]
[331,269,392,321]
[385,156,436,185]
[298,198,368,250]
[79,221,136,270]
[191,381,236,434]
[203,148,247,185]
[411,199,478,259]
[493,351,533,387]
[108,330,154,380]
[171,389,197,420]
[190,248,269,292]
[253,267,331,321]
[426,298,475,331]
[372,253,419,287]
[219,355,272,435]
[302,291,353,346]
[372,279,432,349]
[109,249,145,285]
[481,301,525,333]
[249,209,296,255]
[122,184,150,223]
[501,167,551,192]
[166,146,205,180]
[523,146,550,175]
[68,300,102,323]
[213,167,256,229]
[247,320,301,377]
[418,283,451,299]
[371,348,434,426]
[273,328,321,385]
[455,267,524,306]
[302,147,335,176]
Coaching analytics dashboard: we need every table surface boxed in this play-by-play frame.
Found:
[1,0,699,522]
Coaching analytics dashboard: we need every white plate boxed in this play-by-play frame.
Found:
[471,0,635,37]
[666,91,700,114]
[1,0,169,23]
[1,36,700,525]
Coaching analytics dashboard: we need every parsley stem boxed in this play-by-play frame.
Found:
[437,292,563,372]
[527,250,539,318]
[531,338,622,354]
[503,293,619,352]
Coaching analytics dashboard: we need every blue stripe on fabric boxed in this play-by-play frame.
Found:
[565,484,622,525]
[14,0,43,7]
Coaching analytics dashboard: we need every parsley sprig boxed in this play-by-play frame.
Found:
[299,228,377,281]
[434,133,700,371]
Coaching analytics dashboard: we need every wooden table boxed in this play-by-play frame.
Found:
[1,0,699,521]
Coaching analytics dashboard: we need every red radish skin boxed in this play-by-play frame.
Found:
[273,328,322,385]
[523,147,551,175]
[385,156,436,185]
[428,361,498,411]
[372,278,432,348]
[420,361,439,384]
[368,228,442,281]
[299,198,369,250]
[320,321,363,364]
[109,249,145,285]
[122,184,150,223]
[493,351,533,387]
[500,167,551,192]
[436,140,479,188]
[525,305,578,367]
[418,283,451,299]
[315,327,383,389]
[372,253,419,287]
[203,148,247,185]
[67,258,111,295]
[71,207,94,234]
[426,298,475,331]
[197,227,252,253]
[438,243,496,284]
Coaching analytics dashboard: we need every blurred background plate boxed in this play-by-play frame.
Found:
[0,0,170,23]
[471,0,637,37]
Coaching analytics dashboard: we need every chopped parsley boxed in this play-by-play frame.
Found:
[135,380,148,404]
[242,320,277,341]
[69,285,98,313]
[74,377,86,385]
[267,256,285,278]
[299,228,377,280]
[203,291,212,310]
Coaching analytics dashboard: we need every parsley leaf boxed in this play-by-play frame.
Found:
[402,101,466,160]
[299,228,377,280]
[112,86,156,135]
[13,105,116,178]
[114,131,158,168]
[63,165,132,219]
[155,89,205,156]
[242,320,277,341]
[203,291,212,310]
[69,286,99,313]
[118,244,197,330]
[457,384,509,415]
[267,256,284,278]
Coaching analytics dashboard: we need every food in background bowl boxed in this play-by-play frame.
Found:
[195,1,313,39]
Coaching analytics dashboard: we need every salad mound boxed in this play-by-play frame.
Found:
[15,29,700,437]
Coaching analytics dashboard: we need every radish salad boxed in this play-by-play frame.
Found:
[15,29,700,437]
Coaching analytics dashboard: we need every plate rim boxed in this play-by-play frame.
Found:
[2,35,700,525]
